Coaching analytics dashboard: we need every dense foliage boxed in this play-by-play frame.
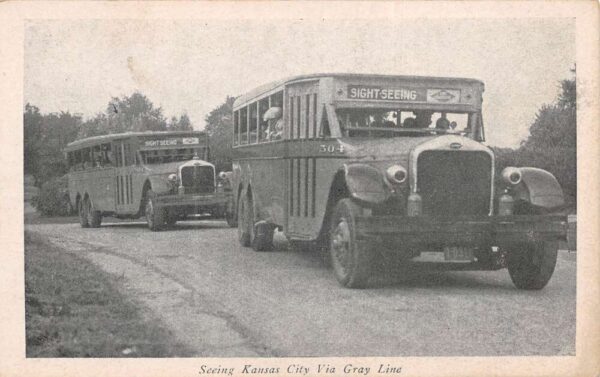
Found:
[494,73,576,207]
[204,96,236,172]
[31,175,72,217]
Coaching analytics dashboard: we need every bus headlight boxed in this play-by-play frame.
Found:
[501,167,522,185]
[386,165,407,184]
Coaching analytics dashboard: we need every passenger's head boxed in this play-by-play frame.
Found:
[403,117,417,128]
[436,116,450,130]
[263,107,282,122]
[414,111,434,128]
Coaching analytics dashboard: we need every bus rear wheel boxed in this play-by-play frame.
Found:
[164,211,178,228]
[329,199,373,288]
[145,190,165,231]
[252,221,274,251]
[237,194,252,247]
[507,240,558,290]
[85,198,102,228]
[78,198,89,228]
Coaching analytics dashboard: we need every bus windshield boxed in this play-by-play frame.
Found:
[140,147,206,164]
[336,109,473,137]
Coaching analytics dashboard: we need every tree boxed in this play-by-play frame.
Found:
[106,92,168,133]
[177,113,192,131]
[24,103,43,177]
[494,69,576,207]
[167,113,193,131]
[77,113,108,139]
[204,96,236,172]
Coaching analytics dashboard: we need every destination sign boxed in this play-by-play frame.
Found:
[347,85,462,104]
[348,85,426,101]
[144,137,200,147]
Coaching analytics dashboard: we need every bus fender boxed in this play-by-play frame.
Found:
[511,167,565,209]
[343,163,391,206]
[146,176,172,195]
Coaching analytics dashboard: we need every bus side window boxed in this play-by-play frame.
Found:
[82,148,92,169]
[233,111,239,146]
[91,145,99,167]
[101,143,114,167]
[320,106,331,137]
[239,107,248,144]
[258,98,269,143]
[249,103,258,144]
[124,144,134,166]
[73,150,82,170]
[114,142,122,167]
[67,152,74,171]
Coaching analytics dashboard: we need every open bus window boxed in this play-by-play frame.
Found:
[233,111,239,146]
[100,143,114,167]
[336,109,471,137]
[258,98,270,142]
[239,107,248,144]
[320,106,331,137]
[249,103,258,144]
[81,148,92,169]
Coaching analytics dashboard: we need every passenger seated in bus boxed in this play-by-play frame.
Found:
[436,112,450,130]
[263,107,283,140]
[415,111,434,128]
[403,117,417,128]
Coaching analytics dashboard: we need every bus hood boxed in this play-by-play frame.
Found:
[341,135,487,161]
[143,161,185,175]
[341,136,439,161]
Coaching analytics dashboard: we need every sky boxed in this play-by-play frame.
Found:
[24,18,575,148]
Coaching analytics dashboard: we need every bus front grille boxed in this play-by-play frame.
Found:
[416,151,492,216]
[180,165,215,194]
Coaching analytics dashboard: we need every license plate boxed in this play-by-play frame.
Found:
[443,246,474,262]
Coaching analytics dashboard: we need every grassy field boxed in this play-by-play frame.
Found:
[25,231,193,357]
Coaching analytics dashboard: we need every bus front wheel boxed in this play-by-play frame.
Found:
[329,199,373,288]
[225,200,238,228]
[507,240,558,290]
[145,190,165,231]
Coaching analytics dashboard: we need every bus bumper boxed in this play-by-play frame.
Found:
[353,214,568,270]
[154,192,230,212]
[354,214,568,248]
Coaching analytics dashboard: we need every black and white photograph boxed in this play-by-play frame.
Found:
[2,2,599,377]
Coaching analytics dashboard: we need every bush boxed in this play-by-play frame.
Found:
[32,175,73,217]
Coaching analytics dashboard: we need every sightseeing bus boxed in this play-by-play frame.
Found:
[231,73,567,289]
[64,131,233,231]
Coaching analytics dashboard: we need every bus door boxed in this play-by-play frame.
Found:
[285,81,320,239]
[113,139,140,215]
[89,143,117,212]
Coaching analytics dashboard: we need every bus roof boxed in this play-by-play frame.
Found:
[233,73,484,108]
[65,130,207,151]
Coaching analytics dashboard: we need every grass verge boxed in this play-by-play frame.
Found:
[25,231,193,357]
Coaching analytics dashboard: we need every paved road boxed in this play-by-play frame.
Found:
[26,219,576,357]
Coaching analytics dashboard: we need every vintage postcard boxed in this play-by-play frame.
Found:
[1,1,598,377]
